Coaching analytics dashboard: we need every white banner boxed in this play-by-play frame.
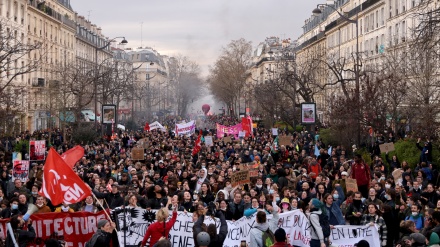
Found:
[149,121,166,131]
[175,120,196,136]
[113,208,380,247]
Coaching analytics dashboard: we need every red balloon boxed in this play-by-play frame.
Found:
[202,104,210,115]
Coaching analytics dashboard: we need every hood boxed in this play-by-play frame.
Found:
[199,167,207,181]
[215,189,229,201]
[254,222,269,232]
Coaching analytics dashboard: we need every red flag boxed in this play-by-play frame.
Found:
[241,117,253,137]
[192,130,202,156]
[60,145,84,169]
[40,148,91,205]
[144,122,150,131]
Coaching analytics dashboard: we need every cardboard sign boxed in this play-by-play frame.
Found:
[346,178,358,192]
[223,136,232,143]
[379,142,395,153]
[279,136,291,146]
[231,170,250,187]
[131,148,144,160]
[249,169,259,177]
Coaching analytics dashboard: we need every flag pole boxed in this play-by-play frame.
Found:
[91,192,113,222]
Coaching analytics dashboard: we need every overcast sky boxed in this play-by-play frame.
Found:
[72,0,323,77]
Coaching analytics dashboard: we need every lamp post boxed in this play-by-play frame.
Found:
[94,36,128,132]
[312,2,360,145]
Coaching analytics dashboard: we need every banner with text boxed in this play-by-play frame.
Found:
[30,140,46,161]
[216,123,242,138]
[175,121,196,136]
[0,211,108,247]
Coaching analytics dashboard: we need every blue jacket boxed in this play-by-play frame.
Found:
[325,186,345,225]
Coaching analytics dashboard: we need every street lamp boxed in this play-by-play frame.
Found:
[94,36,128,132]
[312,1,361,145]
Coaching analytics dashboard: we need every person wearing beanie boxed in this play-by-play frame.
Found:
[428,231,440,247]
[408,232,427,247]
[86,219,116,247]
[272,228,293,247]
[308,198,327,247]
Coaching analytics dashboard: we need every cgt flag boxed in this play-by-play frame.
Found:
[40,148,91,205]
[60,145,84,169]
[192,130,202,156]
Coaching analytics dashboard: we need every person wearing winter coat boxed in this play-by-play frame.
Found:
[194,210,228,247]
[141,199,177,247]
[249,197,279,247]
[308,198,327,247]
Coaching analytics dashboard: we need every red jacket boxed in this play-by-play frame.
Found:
[351,162,370,186]
[141,210,177,246]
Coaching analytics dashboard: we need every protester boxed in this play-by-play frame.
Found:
[5,215,36,247]
[86,219,117,247]
[272,228,293,247]
[249,196,279,247]
[141,198,177,247]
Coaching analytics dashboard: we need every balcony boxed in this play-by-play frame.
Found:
[28,0,62,22]
[32,78,45,87]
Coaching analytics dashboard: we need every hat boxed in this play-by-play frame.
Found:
[97,219,109,229]
[341,171,348,176]
[355,240,370,247]
[274,228,286,242]
[163,176,169,181]
[281,198,290,204]
[197,232,210,246]
[311,198,322,208]
[111,184,118,188]
[159,160,164,164]
[430,232,440,245]
[410,233,426,244]
[130,168,136,172]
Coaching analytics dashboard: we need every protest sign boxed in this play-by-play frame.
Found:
[223,136,232,143]
[149,121,166,131]
[204,136,213,147]
[216,123,242,138]
[249,169,259,177]
[175,120,196,136]
[330,225,380,247]
[0,211,107,247]
[238,131,245,138]
[346,178,358,192]
[131,148,144,160]
[12,160,29,182]
[392,168,404,185]
[231,170,250,187]
[30,140,46,161]
[272,128,278,136]
[279,136,291,146]
[379,142,395,153]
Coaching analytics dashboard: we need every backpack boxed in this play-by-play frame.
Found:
[256,228,275,247]
[309,212,331,238]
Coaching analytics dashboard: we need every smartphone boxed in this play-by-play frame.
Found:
[240,240,246,247]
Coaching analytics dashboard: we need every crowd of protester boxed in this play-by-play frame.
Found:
[0,125,439,247]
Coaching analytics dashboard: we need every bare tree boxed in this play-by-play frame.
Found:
[208,38,253,116]
[0,20,43,134]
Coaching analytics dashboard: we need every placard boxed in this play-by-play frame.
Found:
[272,128,278,136]
[346,178,358,192]
[204,136,213,147]
[131,148,144,160]
[223,136,232,143]
[301,103,316,124]
[12,160,29,182]
[279,136,291,146]
[379,142,395,153]
[231,170,250,187]
[238,131,246,138]
[249,169,259,177]
[29,140,46,161]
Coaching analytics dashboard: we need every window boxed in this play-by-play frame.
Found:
[395,0,399,15]
[381,8,385,25]
[402,21,406,42]
[360,19,363,34]
[376,10,379,28]
[366,16,369,32]
[389,0,393,18]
